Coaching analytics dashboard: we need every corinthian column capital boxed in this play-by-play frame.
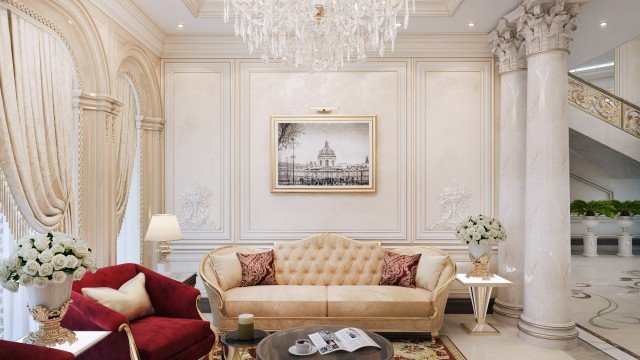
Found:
[489,19,527,75]
[517,0,580,56]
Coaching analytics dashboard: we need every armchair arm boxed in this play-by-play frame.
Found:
[428,258,457,330]
[135,265,201,319]
[63,292,128,331]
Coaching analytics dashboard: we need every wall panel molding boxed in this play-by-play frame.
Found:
[164,62,232,243]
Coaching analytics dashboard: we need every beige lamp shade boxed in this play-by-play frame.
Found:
[144,214,183,242]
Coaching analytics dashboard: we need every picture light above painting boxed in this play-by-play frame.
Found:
[271,115,376,193]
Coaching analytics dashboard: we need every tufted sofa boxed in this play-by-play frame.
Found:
[199,233,456,339]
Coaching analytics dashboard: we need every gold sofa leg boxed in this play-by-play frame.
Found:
[431,331,439,345]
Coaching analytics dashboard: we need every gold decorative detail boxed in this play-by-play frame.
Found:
[119,323,141,360]
[466,253,493,280]
[24,300,77,347]
[623,104,640,138]
[567,77,621,126]
[567,74,640,140]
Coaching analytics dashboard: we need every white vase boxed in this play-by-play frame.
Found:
[616,216,634,257]
[581,216,599,257]
[25,276,73,309]
[468,241,493,258]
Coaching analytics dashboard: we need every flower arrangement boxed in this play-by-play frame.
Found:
[455,214,507,246]
[0,232,97,292]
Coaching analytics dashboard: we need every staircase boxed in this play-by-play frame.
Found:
[567,73,640,140]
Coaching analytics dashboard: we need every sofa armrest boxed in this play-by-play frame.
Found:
[135,265,201,319]
[428,258,456,330]
[63,292,128,331]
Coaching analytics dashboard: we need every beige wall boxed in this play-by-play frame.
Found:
[163,53,495,298]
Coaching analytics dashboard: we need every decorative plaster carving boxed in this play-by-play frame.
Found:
[517,0,580,56]
[178,180,217,230]
[426,181,472,230]
[1,0,83,89]
[623,104,640,138]
[567,76,621,127]
[489,19,527,74]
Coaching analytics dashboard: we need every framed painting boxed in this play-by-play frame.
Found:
[271,115,376,193]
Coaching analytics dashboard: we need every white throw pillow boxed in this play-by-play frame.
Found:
[209,252,242,290]
[415,255,447,291]
[81,272,154,321]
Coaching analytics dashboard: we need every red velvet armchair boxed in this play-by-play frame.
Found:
[0,340,75,360]
[61,263,217,360]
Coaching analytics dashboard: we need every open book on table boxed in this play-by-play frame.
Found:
[308,328,381,355]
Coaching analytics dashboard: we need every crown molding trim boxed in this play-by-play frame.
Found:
[162,33,492,59]
[88,0,166,56]
[181,0,465,18]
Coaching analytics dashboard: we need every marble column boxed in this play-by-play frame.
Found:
[489,19,528,326]
[517,0,580,349]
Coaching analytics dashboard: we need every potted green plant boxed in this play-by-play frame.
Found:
[570,200,612,257]
[607,200,639,257]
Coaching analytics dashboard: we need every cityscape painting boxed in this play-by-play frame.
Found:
[271,115,376,192]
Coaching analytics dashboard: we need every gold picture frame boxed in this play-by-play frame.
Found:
[271,115,376,193]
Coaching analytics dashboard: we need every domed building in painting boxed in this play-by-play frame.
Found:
[317,140,337,167]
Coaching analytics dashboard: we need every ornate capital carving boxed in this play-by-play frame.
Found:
[517,0,580,56]
[489,19,527,75]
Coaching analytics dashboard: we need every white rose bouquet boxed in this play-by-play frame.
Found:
[0,232,97,292]
[455,214,507,246]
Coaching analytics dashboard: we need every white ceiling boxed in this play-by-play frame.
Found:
[134,0,640,68]
[136,0,521,35]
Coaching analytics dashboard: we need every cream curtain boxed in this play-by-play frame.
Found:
[114,76,137,229]
[0,8,75,234]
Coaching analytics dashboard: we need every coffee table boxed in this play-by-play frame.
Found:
[256,325,393,360]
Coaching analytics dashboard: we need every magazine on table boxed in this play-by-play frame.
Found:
[308,327,381,355]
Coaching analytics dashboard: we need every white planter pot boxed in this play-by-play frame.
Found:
[581,216,599,257]
[468,241,492,258]
[25,276,73,309]
[616,216,634,257]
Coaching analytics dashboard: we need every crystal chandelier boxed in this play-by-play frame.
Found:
[223,0,415,72]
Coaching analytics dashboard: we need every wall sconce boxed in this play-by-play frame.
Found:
[310,107,339,113]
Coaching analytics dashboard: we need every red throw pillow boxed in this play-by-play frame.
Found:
[379,251,422,288]
[236,250,277,286]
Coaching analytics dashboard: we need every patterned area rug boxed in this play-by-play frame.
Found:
[212,336,466,360]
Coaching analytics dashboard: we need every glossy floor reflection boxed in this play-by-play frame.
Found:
[571,245,640,358]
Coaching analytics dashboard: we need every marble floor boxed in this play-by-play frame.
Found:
[570,245,640,359]
[440,314,629,360]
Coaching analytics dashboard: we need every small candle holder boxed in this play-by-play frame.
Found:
[238,313,254,341]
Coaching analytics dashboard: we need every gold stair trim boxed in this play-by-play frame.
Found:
[567,73,640,139]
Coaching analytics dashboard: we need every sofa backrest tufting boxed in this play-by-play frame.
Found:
[274,233,386,286]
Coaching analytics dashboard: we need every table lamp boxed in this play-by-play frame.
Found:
[144,214,183,275]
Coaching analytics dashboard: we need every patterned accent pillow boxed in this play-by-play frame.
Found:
[236,250,277,287]
[379,251,422,288]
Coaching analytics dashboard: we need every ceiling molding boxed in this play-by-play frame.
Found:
[162,33,491,59]
[89,0,166,56]
[181,0,466,18]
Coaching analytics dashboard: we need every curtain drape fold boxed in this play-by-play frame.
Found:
[0,9,75,234]
[114,76,137,229]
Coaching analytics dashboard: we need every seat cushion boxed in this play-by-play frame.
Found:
[129,316,212,360]
[327,285,433,317]
[225,285,327,317]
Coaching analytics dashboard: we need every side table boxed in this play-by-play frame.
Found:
[221,329,270,360]
[17,331,110,357]
[455,273,513,335]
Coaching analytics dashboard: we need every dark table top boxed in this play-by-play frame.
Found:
[221,329,270,349]
[256,325,393,360]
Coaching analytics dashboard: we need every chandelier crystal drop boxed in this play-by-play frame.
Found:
[223,0,415,72]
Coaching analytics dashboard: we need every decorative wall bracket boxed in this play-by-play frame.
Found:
[427,181,472,230]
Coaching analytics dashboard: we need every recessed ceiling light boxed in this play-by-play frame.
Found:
[395,23,401,27]
[177,23,185,29]
[468,22,475,28]
[600,21,607,27]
